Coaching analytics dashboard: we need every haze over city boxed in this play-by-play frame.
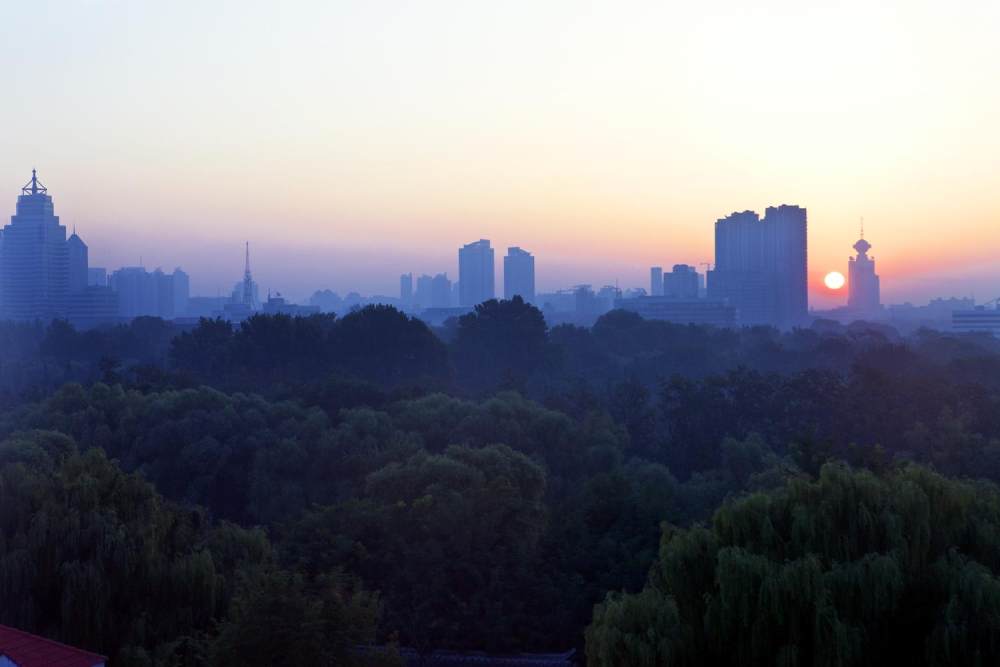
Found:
[3,0,999,305]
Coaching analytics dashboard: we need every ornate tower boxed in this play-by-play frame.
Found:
[847,224,880,312]
[0,170,70,320]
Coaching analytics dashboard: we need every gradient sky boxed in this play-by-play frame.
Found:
[2,0,998,306]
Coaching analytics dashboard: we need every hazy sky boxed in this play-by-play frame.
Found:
[2,0,998,306]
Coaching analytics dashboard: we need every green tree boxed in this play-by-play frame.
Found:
[587,463,1000,666]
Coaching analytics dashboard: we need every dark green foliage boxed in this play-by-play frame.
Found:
[211,571,395,667]
[0,429,271,663]
[452,296,548,392]
[170,307,450,391]
[284,444,547,651]
[587,463,1000,666]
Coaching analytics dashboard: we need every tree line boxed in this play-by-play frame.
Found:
[3,300,1000,664]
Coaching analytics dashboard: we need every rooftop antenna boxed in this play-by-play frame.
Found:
[22,168,47,195]
[860,216,865,240]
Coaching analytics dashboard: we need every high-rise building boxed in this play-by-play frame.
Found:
[400,273,413,306]
[110,266,178,319]
[415,274,434,309]
[67,230,89,293]
[763,205,808,327]
[707,205,807,327]
[431,273,452,308]
[848,232,880,313]
[0,171,69,320]
[663,264,700,299]
[172,268,190,316]
[650,267,663,296]
[459,239,494,306]
[504,247,535,302]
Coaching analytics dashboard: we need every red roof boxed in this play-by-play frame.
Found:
[0,624,106,667]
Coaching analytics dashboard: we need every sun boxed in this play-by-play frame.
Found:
[824,271,846,290]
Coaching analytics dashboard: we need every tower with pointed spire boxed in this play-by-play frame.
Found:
[0,170,70,320]
[241,242,256,309]
[847,221,881,313]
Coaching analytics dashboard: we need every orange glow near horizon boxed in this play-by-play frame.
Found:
[1,1,998,302]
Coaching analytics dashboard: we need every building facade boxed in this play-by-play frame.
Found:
[0,171,69,320]
[400,273,413,307]
[663,264,700,299]
[458,239,494,306]
[67,231,88,294]
[707,205,807,328]
[649,266,663,296]
[504,246,535,302]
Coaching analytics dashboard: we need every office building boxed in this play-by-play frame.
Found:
[110,266,184,320]
[262,293,321,316]
[459,239,494,306]
[0,171,69,320]
[400,273,413,306]
[431,273,452,308]
[650,266,663,296]
[67,230,88,293]
[707,205,807,328]
[663,264,700,299]
[415,274,433,309]
[504,247,535,302]
[67,286,120,328]
[848,233,880,312]
[953,307,1000,335]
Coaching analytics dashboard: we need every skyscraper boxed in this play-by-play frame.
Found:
[848,230,880,312]
[400,273,413,306]
[504,246,535,302]
[431,273,452,307]
[415,274,434,309]
[459,239,494,306]
[650,266,663,296]
[763,205,808,327]
[707,205,807,327]
[67,230,88,293]
[0,171,69,320]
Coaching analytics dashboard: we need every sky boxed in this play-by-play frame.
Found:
[1,0,998,306]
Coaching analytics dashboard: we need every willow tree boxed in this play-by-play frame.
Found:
[587,463,1000,666]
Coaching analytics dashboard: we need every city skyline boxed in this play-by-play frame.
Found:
[3,1,998,305]
[3,168,994,310]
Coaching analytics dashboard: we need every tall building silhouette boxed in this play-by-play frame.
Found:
[400,273,413,306]
[0,170,69,320]
[848,227,880,312]
[459,239,494,306]
[67,229,89,293]
[504,246,535,302]
[707,205,807,327]
[431,273,452,308]
[650,266,663,296]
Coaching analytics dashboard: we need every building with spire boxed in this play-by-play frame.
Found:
[241,241,256,309]
[847,224,881,313]
[0,170,70,320]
